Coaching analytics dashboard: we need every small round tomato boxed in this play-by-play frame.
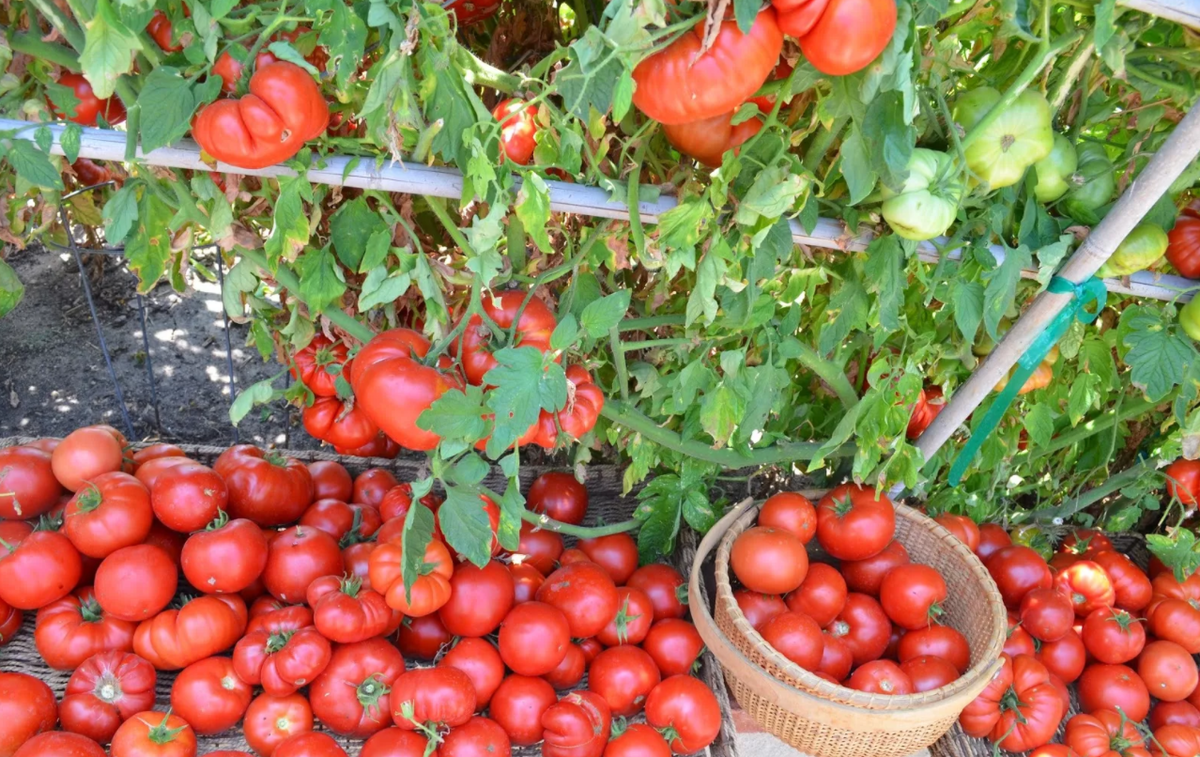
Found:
[847,660,914,695]
[490,675,558,745]
[307,461,353,502]
[110,711,196,757]
[934,513,981,553]
[63,472,153,558]
[642,619,703,677]
[396,613,453,660]
[1077,663,1151,721]
[1055,560,1116,617]
[298,500,382,545]
[544,643,587,690]
[827,593,891,667]
[244,693,314,757]
[1166,459,1200,505]
[59,650,155,744]
[181,514,269,594]
[0,672,58,754]
[1019,587,1075,642]
[644,674,721,753]
[898,624,971,674]
[578,533,639,585]
[440,637,506,708]
[499,601,571,676]
[440,716,510,757]
[274,731,348,757]
[734,590,786,630]
[310,637,406,738]
[815,484,896,561]
[361,728,432,757]
[1038,629,1087,683]
[493,99,539,165]
[391,666,476,730]
[880,564,947,630]
[1004,622,1038,658]
[527,472,588,525]
[263,526,344,603]
[537,562,619,638]
[761,610,824,670]
[1081,607,1145,665]
[1138,640,1198,702]
[134,457,193,489]
[758,492,817,543]
[171,656,253,736]
[352,469,399,508]
[597,587,655,647]
[901,655,960,693]
[510,562,545,604]
[0,528,82,609]
[542,691,612,757]
[589,645,661,718]
[604,723,671,757]
[514,523,563,576]
[378,483,442,522]
[841,541,909,596]
[94,544,176,621]
[0,446,63,519]
[626,564,687,621]
[213,446,314,527]
[439,559,514,638]
[730,526,808,595]
[986,546,1052,608]
[52,426,126,492]
[975,523,1013,561]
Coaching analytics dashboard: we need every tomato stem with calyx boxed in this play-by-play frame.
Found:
[206,510,231,531]
[80,596,104,623]
[144,711,188,745]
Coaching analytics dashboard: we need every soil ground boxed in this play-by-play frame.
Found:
[0,243,312,448]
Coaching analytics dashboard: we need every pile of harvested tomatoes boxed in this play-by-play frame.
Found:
[0,428,716,757]
[728,484,1200,756]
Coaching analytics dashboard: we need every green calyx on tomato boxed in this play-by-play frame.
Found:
[1062,142,1116,224]
[879,148,963,241]
[356,674,389,710]
[1096,222,1169,278]
[74,485,103,513]
[1033,133,1078,203]
[1179,296,1200,341]
[955,87,1054,190]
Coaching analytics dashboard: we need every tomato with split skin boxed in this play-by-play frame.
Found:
[542,691,611,757]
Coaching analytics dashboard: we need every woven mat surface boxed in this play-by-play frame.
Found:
[0,438,738,757]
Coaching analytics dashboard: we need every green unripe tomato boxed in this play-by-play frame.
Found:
[879,148,963,241]
[1180,296,1200,341]
[956,88,1054,190]
[1062,143,1116,224]
[1096,223,1169,278]
[1033,134,1078,203]
[1010,524,1053,560]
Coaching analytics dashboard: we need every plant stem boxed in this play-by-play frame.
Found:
[803,117,847,172]
[620,315,686,332]
[609,327,630,401]
[1025,394,1168,461]
[601,398,852,468]
[425,196,475,257]
[239,249,375,343]
[7,31,81,70]
[520,509,638,537]
[1032,457,1161,523]
[455,47,522,93]
[789,341,859,410]
[622,338,694,351]
[1049,33,1095,112]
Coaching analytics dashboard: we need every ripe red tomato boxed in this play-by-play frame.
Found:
[589,645,662,717]
[597,586,656,647]
[542,691,612,757]
[440,637,505,708]
[847,660,914,695]
[604,723,671,757]
[391,666,476,730]
[761,610,824,670]
[730,526,809,595]
[644,674,722,753]
[371,538,453,616]
[452,291,557,388]
[1168,215,1200,278]
[149,464,227,533]
[934,513,981,552]
[396,613,453,660]
[1064,708,1145,757]
[336,434,401,459]
[490,675,558,745]
[146,10,182,52]
[1026,746,1078,757]
[133,594,248,671]
[510,562,545,604]
[438,560,514,637]
[1081,607,1145,665]
[898,624,971,673]
[291,335,350,397]
[493,99,539,165]
[905,386,946,440]
[440,716,509,757]
[1005,622,1038,658]
[61,472,152,558]
[759,492,817,543]
[302,397,381,449]
[110,711,196,757]
[795,0,897,75]
[1020,587,1075,642]
[880,564,947,630]
[310,637,406,738]
[361,729,432,757]
[1038,628,1087,683]
[1151,701,1200,730]
[1090,550,1152,612]
[181,514,269,595]
[307,575,391,644]
[976,523,1013,561]
[51,427,126,492]
[352,469,400,509]
[307,461,352,502]
[734,590,787,630]
[0,672,58,755]
[273,731,348,757]
[234,624,332,696]
[12,732,106,757]
[1077,663,1151,721]
[986,546,1052,608]
[1166,458,1200,505]
[545,643,588,690]
[170,656,252,736]
[1055,561,1116,616]
[0,446,62,519]
[192,61,328,169]
[537,561,620,638]
[815,484,896,561]
[49,72,127,126]
[642,619,703,677]
[827,593,891,666]
[1138,640,1198,702]
[214,446,314,526]
[0,598,20,646]
[527,472,589,525]
[378,483,441,521]
[92,544,175,622]
[35,587,135,670]
[627,564,687,621]
[262,526,343,603]
[1153,724,1200,757]
[134,457,193,489]
[514,523,564,576]
[816,632,853,681]
[578,533,639,585]
[841,540,909,596]
[244,693,314,757]
[632,11,782,125]
[1149,597,1200,654]
[901,655,960,693]
[960,655,1063,751]
[499,601,571,676]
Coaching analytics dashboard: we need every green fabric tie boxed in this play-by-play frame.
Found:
[948,276,1108,486]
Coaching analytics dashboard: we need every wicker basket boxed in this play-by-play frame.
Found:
[689,495,1007,757]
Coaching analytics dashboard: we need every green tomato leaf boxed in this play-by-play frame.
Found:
[358,266,411,311]
[818,272,869,356]
[6,140,63,191]
[1147,530,1200,583]
[80,0,142,100]
[1023,403,1055,448]
[581,289,632,337]
[61,124,82,164]
[229,371,285,426]
[124,192,175,290]
[699,381,744,448]
[0,257,24,320]
[484,346,567,456]
[983,245,1032,341]
[439,485,494,568]
[734,164,810,226]
[266,41,321,75]
[863,235,906,334]
[496,478,524,553]
[137,68,198,153]
[634,475,684,563]
[295,246,347,314]
[400,502,436,600]
[516,173,552,254]
[263,175,313,263]
[555,27,624,119]
[1122,308,1196,401]
[840,127,877,205]
[951,278,984,343]
[551,314,579,352]
[330,198,389,271]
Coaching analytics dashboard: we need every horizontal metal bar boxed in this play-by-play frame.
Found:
[4,118,1194,303]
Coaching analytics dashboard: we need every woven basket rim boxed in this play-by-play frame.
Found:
[708,495,1006,714]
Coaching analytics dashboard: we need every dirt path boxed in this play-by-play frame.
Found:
[0,244,314,448]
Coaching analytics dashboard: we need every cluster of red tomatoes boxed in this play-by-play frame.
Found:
[293,296,603,453]
[730,485,970,695]
[956,521,1200,756]
[0,430,716,757]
